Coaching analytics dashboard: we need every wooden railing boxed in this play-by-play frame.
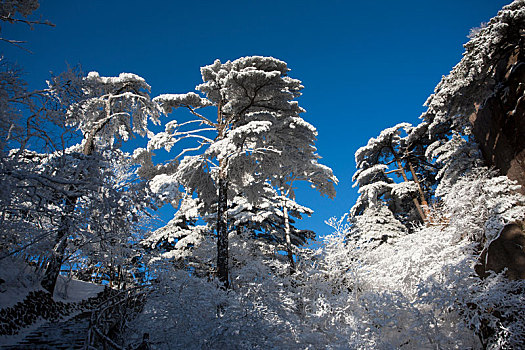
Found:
[83,285,149,350]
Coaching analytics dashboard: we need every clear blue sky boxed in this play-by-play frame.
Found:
[2,0,510,238]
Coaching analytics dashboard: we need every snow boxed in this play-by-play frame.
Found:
[390,181,418,199]
[3,2,525,347]
[227,121,273,141]
[0,258,40,309]
[352,164,388,187]
[0,257,104,309]
[354,122,411,167]
[149,173,180,204]
[53,275,104,302]
[86,71,151,91]
[154,93,211,114]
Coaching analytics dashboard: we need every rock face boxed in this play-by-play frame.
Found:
[469,37,525,281]
[470,43,525,192]
[475,223,525,280]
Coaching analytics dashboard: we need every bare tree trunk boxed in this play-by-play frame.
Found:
[406,160,432,223]
[41,194,77,293]
[283,201,303,315]
[41,135,96,294]
[283,204,296,274]
[215,101,230,289]
[217,177,229,289]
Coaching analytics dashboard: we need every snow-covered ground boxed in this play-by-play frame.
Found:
[0,257,104,347]
[0,257,104,309]
[0,258,40,310]
[53,275,104,302]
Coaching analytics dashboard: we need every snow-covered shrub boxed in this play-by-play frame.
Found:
[442,169,525,349]
[298,214,480,349]
[310,166,525,349]
[443,168,525,245]
[131,161,525,349]
[127,233,305,349]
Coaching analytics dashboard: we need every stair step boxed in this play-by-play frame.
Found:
[1,312,91,349]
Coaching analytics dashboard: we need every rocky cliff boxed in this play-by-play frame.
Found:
[470,36,525,191]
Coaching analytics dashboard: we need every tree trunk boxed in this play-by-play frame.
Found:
[283,202,302,315]
[41,136,95,294]
[406,160,432,223]
[216,177,229,289]
[283,204,296,274]
[41,194,77,293]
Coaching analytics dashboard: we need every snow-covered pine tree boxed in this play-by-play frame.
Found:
[266,109,337,272]
[147,56,335,287]
[340,3,525,347]
[226,184,315,273]
[351,1,525,237]
[351,123,434,232]
[223,92,337,273]
[142,195,213,276]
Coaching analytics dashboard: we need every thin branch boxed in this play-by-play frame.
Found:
[0,15,55,27]
[206,158,218,168]
[0,37,32,53]
[173,143,206,160]
[177,119,207,128]
[107,92,148,101]
[0,229,57,261]
[177,133,214,144]
[175,128,216,137]
[385,168,403,175]
[251,147,282,156]
[183,105,215,127]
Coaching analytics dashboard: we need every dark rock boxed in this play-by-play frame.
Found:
[475,223,525,280]
[470,44,525,193]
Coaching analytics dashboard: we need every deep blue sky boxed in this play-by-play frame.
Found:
[2,0,510,238]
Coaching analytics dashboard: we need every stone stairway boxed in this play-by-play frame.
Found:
[0,285,144,349]
[0,311,91,349]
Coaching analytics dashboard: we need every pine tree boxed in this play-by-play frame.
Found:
[147,56,336,286]
[352,123,434,229]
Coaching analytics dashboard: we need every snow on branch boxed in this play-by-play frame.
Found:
[154,93,212,114]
